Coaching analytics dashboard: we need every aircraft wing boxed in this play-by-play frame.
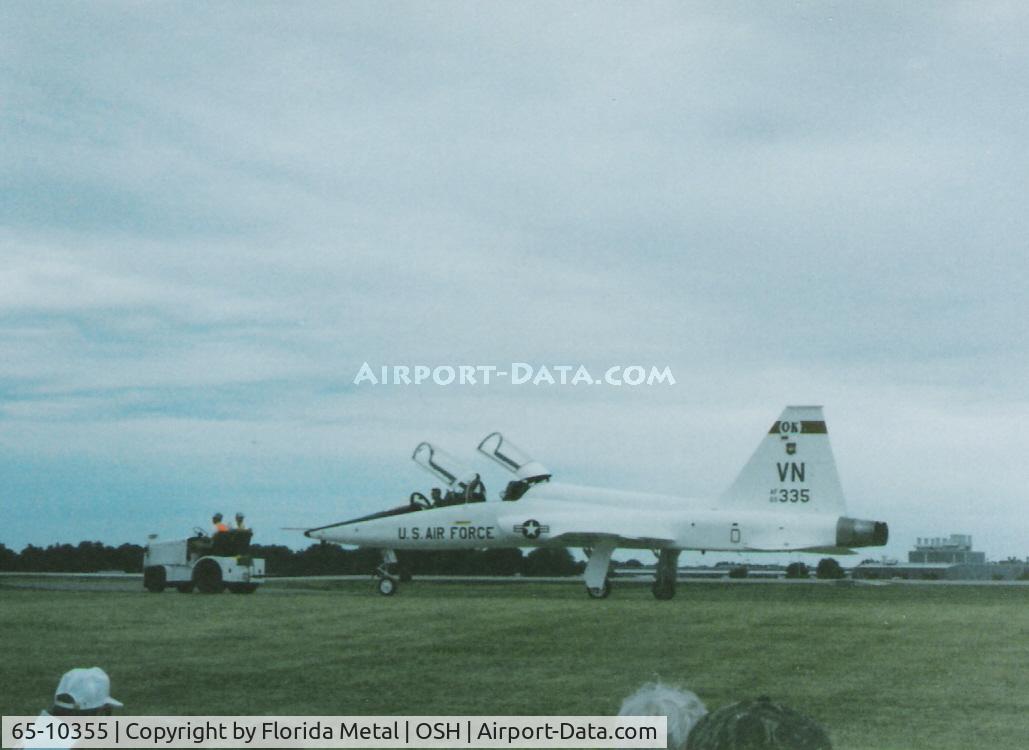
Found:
[548,531,676,549]
[511,510,675,550]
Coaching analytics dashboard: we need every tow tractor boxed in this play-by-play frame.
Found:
[143,528,265,594]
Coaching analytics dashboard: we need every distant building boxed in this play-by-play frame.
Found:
[853,533,1025,581]
[908,534,986,565]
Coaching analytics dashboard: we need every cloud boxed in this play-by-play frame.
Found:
[0,2,1027,559]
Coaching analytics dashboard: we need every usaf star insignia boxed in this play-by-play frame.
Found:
[514,519,549,539]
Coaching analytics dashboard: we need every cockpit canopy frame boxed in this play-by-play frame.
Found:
[477,432,551,482]
[412,442,477,489]
[412,441,486,506]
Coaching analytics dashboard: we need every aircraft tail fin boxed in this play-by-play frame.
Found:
[719,406,847,513]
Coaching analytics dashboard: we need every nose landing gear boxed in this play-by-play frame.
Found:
[583,541,616,599]
[375,548,400,596]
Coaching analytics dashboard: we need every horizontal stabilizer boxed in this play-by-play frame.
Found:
[794,546,858,556]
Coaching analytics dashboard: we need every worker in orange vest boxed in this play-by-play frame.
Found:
[212,513,229,534]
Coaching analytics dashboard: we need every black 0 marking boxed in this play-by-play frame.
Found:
[776,462,806,482]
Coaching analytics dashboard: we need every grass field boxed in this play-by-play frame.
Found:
[2,577,1028,749]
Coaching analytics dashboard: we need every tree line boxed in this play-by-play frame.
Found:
[0,541,585,577]
[0,542,144,574]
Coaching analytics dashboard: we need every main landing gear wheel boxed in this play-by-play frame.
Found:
[377,577,397,596]
[652,580,675,600]
[652,548,680,600]
[586,578,612,599]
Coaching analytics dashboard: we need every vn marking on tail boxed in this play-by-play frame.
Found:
[776,462,806,482]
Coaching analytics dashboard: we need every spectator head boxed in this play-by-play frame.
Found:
[619,682,707,750]
[686,696,832,750]
[51,668,123,716]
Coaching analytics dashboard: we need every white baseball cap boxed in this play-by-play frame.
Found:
[53,668,123,711]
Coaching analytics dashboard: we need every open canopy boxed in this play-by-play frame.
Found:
[477,432,551,481]
[412,441,478,489]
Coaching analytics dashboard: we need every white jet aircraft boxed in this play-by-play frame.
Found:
[304,406,888,598]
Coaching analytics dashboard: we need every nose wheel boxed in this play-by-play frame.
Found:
[375,548,400,596]
[582,541,616,600]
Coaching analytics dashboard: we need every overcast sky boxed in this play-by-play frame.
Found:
[2,2,1026,563]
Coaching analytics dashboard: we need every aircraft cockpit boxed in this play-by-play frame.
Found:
[411,442,487,508]
[477,432,551,501]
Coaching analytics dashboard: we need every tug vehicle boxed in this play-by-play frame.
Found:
[143,528,265,594]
